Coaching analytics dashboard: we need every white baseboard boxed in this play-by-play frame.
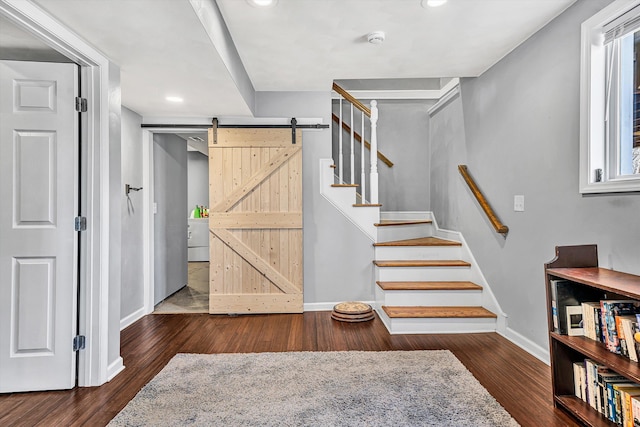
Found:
[120,306,147,331]
[304,301,375,312]
[107,357,125,381]
[499,327,550,365]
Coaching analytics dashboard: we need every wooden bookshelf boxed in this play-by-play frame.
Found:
[545,244,640,427]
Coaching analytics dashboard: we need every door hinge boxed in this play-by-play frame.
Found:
[73,335,86,351]
[75,216,87,231]
[75,97,87,112]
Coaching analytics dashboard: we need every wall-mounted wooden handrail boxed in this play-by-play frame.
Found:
[331,114,393,168]
[458,165,509,235]
[332,82,371,117]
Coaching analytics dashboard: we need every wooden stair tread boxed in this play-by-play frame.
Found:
[374,220,432,227]
[373,260,471,267]
[376,281,482,291]
[353,203,382,207]
[374,237,461,247]
[331,184,358,187]
[381,306,497,319]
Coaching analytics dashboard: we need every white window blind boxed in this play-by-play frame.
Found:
[604,5,640,43]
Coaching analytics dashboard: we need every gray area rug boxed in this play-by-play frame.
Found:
[109,351,519,427]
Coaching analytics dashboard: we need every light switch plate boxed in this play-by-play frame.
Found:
[514,195,524,212]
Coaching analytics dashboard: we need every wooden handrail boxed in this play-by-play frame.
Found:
[458,165,509,235]
[332,82,371,117]
[331,114,393,168]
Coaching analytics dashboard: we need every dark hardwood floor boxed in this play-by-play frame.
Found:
[0,312,578,426]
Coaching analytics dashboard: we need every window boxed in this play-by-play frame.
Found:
[580,0,640,193]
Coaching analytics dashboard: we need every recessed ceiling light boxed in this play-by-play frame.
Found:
[422,0,447,7]
[247,0,277,7]
[165,96,183,103]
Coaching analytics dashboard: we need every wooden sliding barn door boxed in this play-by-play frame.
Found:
[208,128,303,314]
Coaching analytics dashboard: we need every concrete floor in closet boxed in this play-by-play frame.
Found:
[154,262,209,313]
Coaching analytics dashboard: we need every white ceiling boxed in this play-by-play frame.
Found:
[6,0,577,119]
[217,0,577,91]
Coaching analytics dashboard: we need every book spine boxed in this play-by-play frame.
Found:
[631,396,640,427]
[617,315,629,357]
[624,319,638,362]
[574,362,583,400]
[609,383,617,422]
[596,307,603,342]
[601,301,610,351]
[551,281,559,333]
[580,365,587,403]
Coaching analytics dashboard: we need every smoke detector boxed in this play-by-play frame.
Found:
[367,31,385,44]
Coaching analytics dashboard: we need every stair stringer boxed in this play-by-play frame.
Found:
[374,211,507,335]
[428,213,508,335]
[319,158,379,242]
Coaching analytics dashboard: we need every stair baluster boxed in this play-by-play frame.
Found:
[350,103,355,185]
[370,100,379,204]
[361,109,366,204]
[338,96,344,184]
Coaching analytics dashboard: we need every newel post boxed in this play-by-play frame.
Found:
[369,100,379,204]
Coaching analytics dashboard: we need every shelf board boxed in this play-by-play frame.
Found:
[547,267,640,300]
[555,395,616,427]
[551,333,640,383]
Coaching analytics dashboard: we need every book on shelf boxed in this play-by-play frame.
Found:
[579,363,587,404]
[632,395,640,427]
[619,316,640,362]
[573,362,583,400]
[586,360,611,410]
[550,279,605,335]
[582,301,601,341]
[612,384,640,424]
[601,301,640,354]
[623,389,640,427]
[633,320,640,362]
[599,371,632,418]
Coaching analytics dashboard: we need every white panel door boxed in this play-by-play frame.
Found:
[0,60,78,392]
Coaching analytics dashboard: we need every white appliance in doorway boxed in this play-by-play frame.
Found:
[188,218,209,261]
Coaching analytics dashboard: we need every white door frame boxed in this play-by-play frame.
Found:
[0,0,120,386]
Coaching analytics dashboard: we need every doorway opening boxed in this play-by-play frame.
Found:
[144,129,210,314]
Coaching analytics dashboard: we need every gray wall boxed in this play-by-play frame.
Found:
[187,151,209,215]
[376,100,433,211]
[332,99,433,211]
[429,0,640,350]
[153,134,188,304]
[256,91,375,304]
[120,107,144,321]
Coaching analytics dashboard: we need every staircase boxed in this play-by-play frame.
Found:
[326,83,505,335]
[372,213,501,334]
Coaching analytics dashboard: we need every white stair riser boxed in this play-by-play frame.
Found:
[376,223,433,241]
[376,266,472,282]
[376,309,497,334]
[326,187,357,206]
[380,212,431,221]
[374,245,462,260]
[320,158,379,240]
[380,290,483,307]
